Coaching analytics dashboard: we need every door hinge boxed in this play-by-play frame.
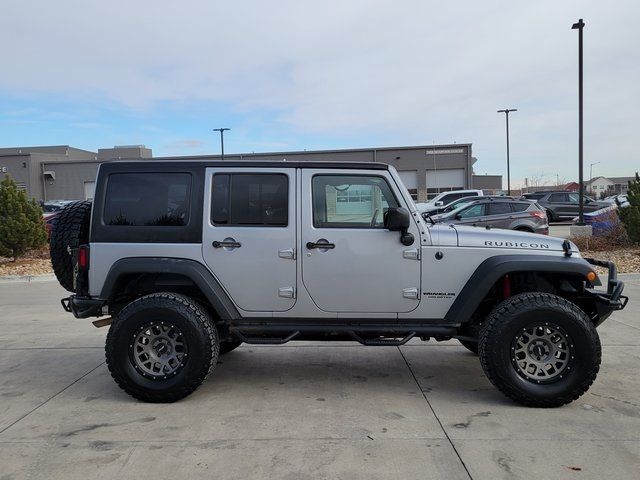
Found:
[278,286,296,298]
[278,248,296,260]
[403,249,420,260]
[402,287,419,299]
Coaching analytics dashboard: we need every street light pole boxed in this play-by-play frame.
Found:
[213,128,230,160]
[572,18,585,224]
[497,108,517,195]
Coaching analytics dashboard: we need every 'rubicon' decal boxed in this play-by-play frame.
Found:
[484,241,550,249]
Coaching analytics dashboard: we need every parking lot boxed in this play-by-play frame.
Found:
[0,279,638,479]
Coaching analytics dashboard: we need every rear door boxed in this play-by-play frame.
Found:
[484,201,512,228]
[202,168,297,312]
[547,193,569,216]
[300,169,421,313]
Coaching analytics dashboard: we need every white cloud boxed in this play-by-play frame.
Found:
[1,0,639,179]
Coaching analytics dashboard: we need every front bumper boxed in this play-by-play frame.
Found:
[584,257,629,324]
[61,295,105,319]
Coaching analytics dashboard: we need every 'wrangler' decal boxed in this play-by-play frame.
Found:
[484,241,550,249]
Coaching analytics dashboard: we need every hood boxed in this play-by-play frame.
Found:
[430,224,579,255]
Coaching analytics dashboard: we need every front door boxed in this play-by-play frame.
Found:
[301,170,421,313]
[202,168,297,312]
[454,203,486,226]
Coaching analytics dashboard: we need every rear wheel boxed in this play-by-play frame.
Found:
[479,292,600,407]
[106,292,218,402]
[545,209,555,222]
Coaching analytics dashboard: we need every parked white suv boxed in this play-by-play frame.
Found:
[416,189,484,214]
[50,160,626,406]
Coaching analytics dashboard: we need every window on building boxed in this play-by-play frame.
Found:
[211,174,288,226]
[312,175,399,228]
[103,173,192,226]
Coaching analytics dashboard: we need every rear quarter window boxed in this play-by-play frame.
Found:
[511,202,531,212]
[103,173,192,226]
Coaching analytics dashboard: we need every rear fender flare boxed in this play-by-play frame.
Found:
[100,257,239,321]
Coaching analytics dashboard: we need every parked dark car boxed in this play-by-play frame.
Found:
[422,195,513,218]
[430,198,549,234]
[521,191,609,221]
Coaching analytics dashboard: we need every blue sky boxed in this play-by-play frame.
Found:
[1,0,638,188]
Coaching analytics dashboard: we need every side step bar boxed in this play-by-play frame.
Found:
[234,331,301,345]
[229,324,457,346]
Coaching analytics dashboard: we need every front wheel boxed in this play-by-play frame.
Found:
[479,292,601,408]
[106,292,219,402]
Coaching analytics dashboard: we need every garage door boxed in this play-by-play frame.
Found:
[426,169,465,189]
[397,170,418,200]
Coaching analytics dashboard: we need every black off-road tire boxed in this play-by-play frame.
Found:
[219,339,243,355]
[545,209,556,222]
[49,200,92,292]
[458,323,481,355]
[105,292,219,403]
[479,292,601,408]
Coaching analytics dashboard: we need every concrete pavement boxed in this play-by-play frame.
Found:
[0,279,639,479]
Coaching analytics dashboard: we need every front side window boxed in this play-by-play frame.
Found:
[211,174,288,226]
[103,173,191,226]
[568,193,580,203]
[458,203,485,218]
[313,175,399,228]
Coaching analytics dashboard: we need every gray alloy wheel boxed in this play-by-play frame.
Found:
[511,323,573,383]
[131,322,188,379]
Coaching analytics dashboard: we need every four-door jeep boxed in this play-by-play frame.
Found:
[50,160,627,406]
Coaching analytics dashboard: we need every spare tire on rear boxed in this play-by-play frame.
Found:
[50,201,92,292]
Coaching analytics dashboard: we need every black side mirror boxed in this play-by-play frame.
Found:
[455,213,462,220]
[383,207,414,246]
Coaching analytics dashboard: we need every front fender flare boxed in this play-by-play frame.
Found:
[444,254,598,325]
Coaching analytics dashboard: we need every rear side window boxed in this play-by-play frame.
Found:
[103,173,191,226]
[511,202,531,212]
[487,202,511,215]
[548,193,567,203]
[523,193,545,200]
[211,174,288,226]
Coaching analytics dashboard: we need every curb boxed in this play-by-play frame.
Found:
[0,273,57,284]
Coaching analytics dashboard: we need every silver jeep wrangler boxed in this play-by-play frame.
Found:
[50,160,627,406]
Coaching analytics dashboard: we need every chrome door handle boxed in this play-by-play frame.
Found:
[212,239,241,249]
[306,240,335,250]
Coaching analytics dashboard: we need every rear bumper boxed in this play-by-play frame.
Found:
[61,295,105,319]
[584,257,629,325]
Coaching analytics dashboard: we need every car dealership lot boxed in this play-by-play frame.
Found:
[0,280,639,480]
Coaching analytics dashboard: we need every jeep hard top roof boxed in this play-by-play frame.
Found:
[100,160,390,170]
